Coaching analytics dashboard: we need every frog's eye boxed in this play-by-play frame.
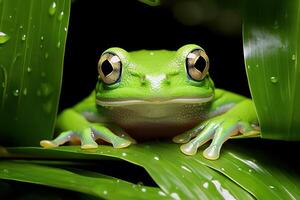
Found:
[98,52,122,84]
[186,49,209,81]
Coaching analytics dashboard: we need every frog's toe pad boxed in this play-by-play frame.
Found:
[81,143,98,149]
[40,140,58,148]
[203,145,220,160]
[180,143,198,156]
[112,139,131,148]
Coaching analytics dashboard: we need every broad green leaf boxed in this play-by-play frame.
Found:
[0,160,168,200]
[4,141,300,199]
[0,0,70,146]
[243,0,300,140]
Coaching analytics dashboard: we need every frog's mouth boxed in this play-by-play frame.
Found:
[96,95,214,107]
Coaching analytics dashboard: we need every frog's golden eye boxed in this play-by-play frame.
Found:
[98,52,122,84]
[186,49,209,81]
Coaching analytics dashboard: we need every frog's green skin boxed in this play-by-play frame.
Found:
[40,44,260,160]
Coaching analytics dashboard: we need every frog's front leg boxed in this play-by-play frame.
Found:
[40,109,132,149]
[173,99,260,160]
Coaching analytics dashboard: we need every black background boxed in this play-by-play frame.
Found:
[59,0,249,111]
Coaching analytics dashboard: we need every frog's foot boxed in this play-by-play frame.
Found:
[40,131,75,148]
[40,125,132,149]
[173,118,260,160]
[91,124,132,148]
[109,125,137,144]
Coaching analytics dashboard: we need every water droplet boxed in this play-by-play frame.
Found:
[45,52,49,59]
[57,41,61,48]
[221,168,225,171]
[158,191,166,196]
[154,156,160,160]
[19,25,23,29]
[292,54,296,61]
[49,2,57,16]
[203,182,209,189]
[58,11,64,21]
[9,15,12,19]
[40,36,44,41]
[181,165,192,173]
[247,65,251,69]
[13,89,20,96]
[238,167,242,171]
[269,185,275,189]
[21,34,26,41]
[270,76,278,83]
[149,52,154,56]
[141,187,147,192]
[170,192,181,200]
[248,169,252,173]
[0,32,10,44]
[255,64,259,68]
[23,88,27,96]
[121,152,127,157]
[27,67,32,73]
[64,27,67,32]
[103,190,108,195]
[2,169,8,173]
[40,44,43,49]
[116,179,120,183]
[137,181,144,187]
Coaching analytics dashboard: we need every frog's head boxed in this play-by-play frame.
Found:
[96,44,215,105]
[95,44,215,138]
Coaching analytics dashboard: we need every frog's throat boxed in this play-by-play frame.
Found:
[96,95,214,107]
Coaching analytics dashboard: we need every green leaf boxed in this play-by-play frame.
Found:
[243,0,300,140]
[0,0,70,146]
[0,160,167,200]
[3,142,300,199]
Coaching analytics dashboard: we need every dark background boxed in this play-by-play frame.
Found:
[59,0,249,111]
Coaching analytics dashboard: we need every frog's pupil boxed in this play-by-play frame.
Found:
[194,56,206,72]
[102,60,113,76]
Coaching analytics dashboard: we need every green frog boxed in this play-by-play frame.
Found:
[40,44,260,160]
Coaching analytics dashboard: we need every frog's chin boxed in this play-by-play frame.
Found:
[96,95,214,107]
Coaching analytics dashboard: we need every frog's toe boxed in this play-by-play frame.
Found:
[79,128,98,149]
[40,131,74,148]
[173,131,195,144]
[203,145,221,160]
[112,138,132,148]
[92,124,132,149]
[40,140,58,148]
[180,142,198,155]
[203,122,239,160]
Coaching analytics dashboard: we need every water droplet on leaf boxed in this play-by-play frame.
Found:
[45,52,49,59]
[292,54,296,61]
[27,67,32,73]
[13,89,20,96]
[270,76,278,83]
[0,32,10,44]
[23,88,27,96]
[21,34,26,41]
[49,2,57,16]
[58,11,64,21]
[57,41,61,48]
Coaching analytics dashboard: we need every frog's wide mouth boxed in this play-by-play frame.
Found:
[96,95,214,107]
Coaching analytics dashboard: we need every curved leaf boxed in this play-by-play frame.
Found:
[4,141,300,199]
[0,0,70,146]
[0,160,167,200]
[243,0,300,140]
